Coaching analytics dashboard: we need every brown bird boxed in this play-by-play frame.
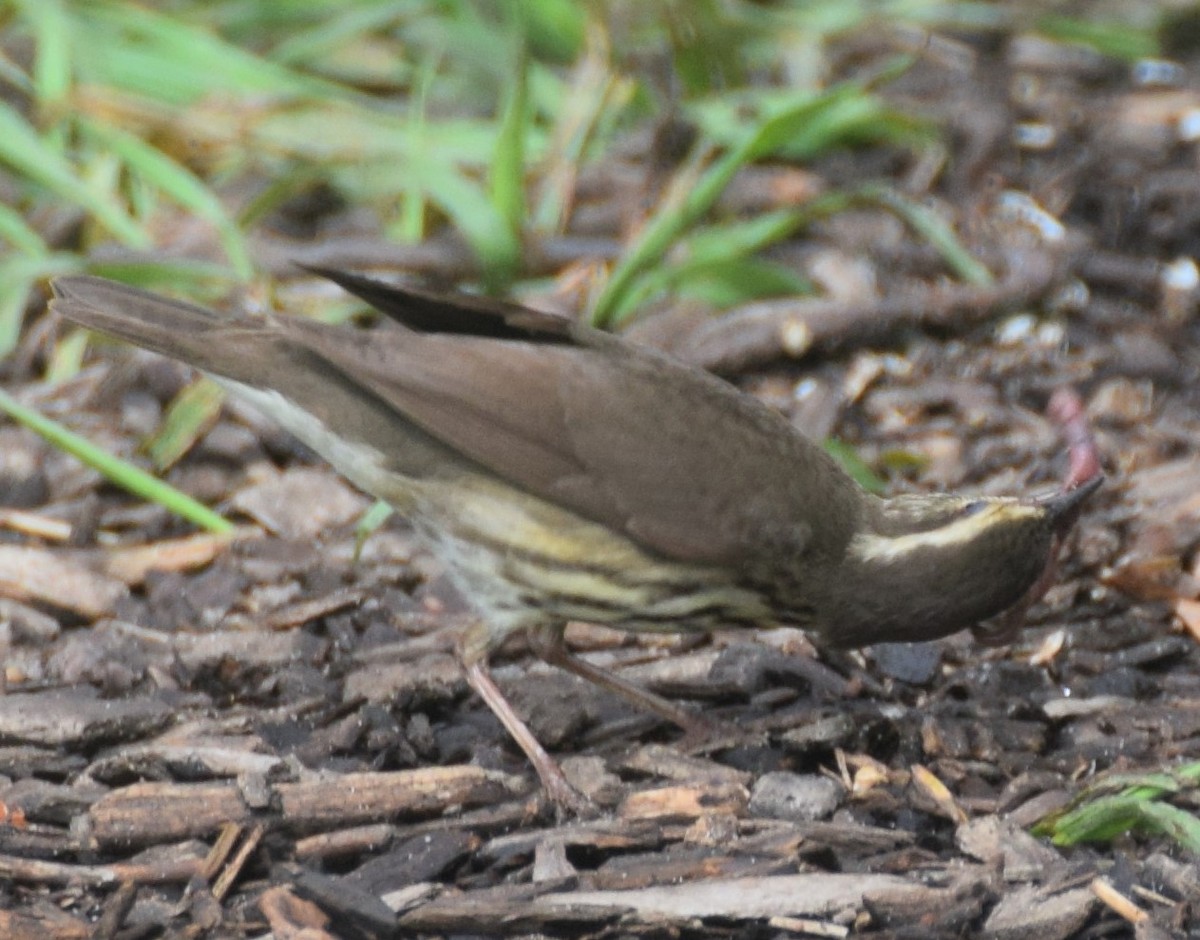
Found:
[50,270,1101,812]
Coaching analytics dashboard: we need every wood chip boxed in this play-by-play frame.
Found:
[911,763,969,825]
[1176,597,1200,640]
[956,815,1065,881]
[0,545,126,618]
[619,743,753,786]
[89,780,253,848]
[278,767,526,827]
[768,914,849,937]
[0,902,89,939]
[258,885,334,939]
[619,782,749,821]
[170,628,327,672]
[481,819,663,864]
[280,863,399,935]
[294,823,397,862]
[264,587,366,631]
[211,823,263,901]
[89,766,524,848]
[748,772,842,822]
[540,872,913,919]
[100,530,243,585]
[982,885,1097,939]
[344,830,477,893]
[0,598,61,642]
[1091,876,1149,925]
[591,849,790,891]
[0,508,72,542]
[532,838,577,884]
[85,741,286,782]
[342,654,462,705]
[0,690,171,748]
[0,845,205,886]
[230,468,366,540]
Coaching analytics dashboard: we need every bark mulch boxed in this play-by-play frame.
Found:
[2,27,1200,940]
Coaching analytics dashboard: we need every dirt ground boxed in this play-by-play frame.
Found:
[2,28,1200,940]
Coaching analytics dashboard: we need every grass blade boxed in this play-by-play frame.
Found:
[0,387,233,535]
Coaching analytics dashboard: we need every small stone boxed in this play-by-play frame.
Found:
[748,771,841,822]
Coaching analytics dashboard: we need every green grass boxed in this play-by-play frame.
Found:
[1034,763,1200,853]
[0,385,234,534]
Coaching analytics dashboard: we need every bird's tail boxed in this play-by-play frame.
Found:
[50,275,268,383]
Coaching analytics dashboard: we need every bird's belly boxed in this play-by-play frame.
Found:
[413,476,772,648]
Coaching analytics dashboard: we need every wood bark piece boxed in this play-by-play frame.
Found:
[539,872,913,920]
[0,903,89,940]
[229,468,366,540]
[211,823,263,900]
[169,628,327,671]
[644,247,1063,374]
[277,863,400,936]
[481,818,666,865]
[342,653,463,704]
[618,648,747,699]
[862,872,992,932]
[277,767,526,826]
[0,545,126,619]
[293,823,397,861]
[748,772,842,822]
[343,829,478,894]
[956,815,1066,881]
[85,741,286,782]
[0,778,107,825]
[0,690,171,747]
[0,821,82,860]
[89,766,525,847]
[398,883,619,935]
[619,782,750,820]
[0,848,204,885]
[0,745,87,778]
[89,780,252,848]
[982,885,1097,939]
[0,597,61,642]
[786,820,916,855]
[590,850,792,890]
[618,743,753,786]
[100,530,242,585]
[397,873,918,932]
[91,881,138,940]
[258,885,335,940]
[264,586,367,631]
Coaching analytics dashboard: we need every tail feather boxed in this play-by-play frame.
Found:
[50,276,272,383]
[50,275,475,488]
[301,265,576,342]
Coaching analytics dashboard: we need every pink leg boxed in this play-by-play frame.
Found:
[458,631,594,816]
[527,624,717,738]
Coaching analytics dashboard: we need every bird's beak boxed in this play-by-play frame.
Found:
[1037,473,1104,533]
[973,473,1103,647]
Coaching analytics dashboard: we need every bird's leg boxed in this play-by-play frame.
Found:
[973,386,1103,646]
[458,624,594,816]
[527,623,719,740]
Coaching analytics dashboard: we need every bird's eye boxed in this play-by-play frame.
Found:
[961,500,988,518]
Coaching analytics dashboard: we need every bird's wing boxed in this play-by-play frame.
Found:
[289,275,863,567]
[52,272,863,568]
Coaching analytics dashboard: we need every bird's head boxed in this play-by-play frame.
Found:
[815,474,1102,648]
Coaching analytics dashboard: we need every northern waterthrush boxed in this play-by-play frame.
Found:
[50,270,1101,812]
